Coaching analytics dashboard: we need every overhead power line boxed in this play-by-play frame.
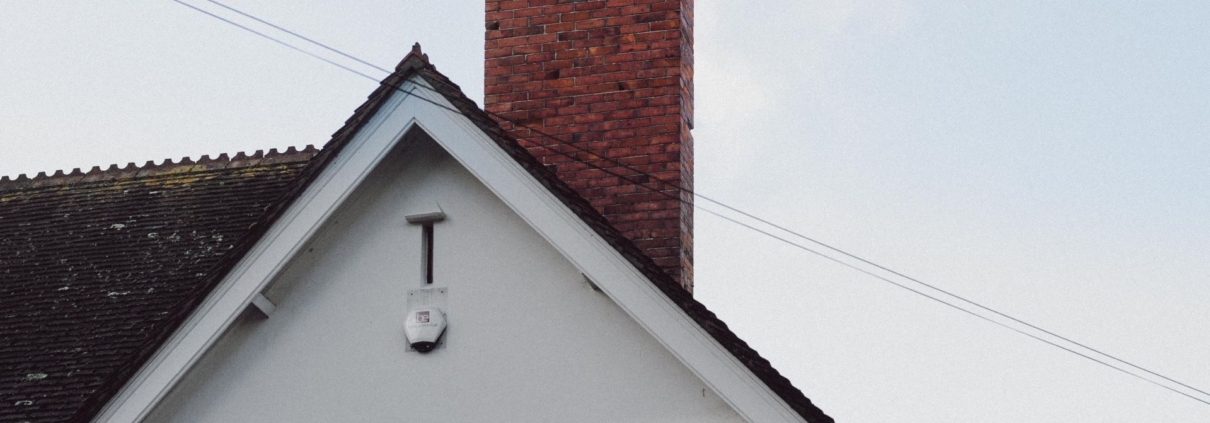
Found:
[170,0,1210,407]
[172,0,381,80]
[402,84,1210,407]
[201,0,393,74]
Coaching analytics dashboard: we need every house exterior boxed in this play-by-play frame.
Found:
[1,2,832,422]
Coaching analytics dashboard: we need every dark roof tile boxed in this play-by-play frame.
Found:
[0,149,316,423]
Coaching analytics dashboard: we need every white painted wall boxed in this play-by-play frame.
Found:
[145,130,746,423]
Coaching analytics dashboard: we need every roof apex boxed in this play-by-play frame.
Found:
[395,42,430,72]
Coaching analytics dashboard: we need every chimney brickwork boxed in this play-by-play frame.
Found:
[485,0,695,291]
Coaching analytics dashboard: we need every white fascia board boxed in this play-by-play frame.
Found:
[91,82,428,423]
[94,76,807,423]
[403,84,808,423]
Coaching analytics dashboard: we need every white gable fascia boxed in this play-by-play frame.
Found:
[93,76,808,423]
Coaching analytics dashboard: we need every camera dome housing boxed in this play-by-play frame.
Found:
[404,307,446,353]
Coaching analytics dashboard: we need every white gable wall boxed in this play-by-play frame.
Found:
[144,129,745,422]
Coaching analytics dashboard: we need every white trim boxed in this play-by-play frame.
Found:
[404,211,446,224]
[93,77,810,423]
[250,293,276,318]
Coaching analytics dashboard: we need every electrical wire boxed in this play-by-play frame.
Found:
[397,83,1210,406]
[170,0,1210,406]
[202,0,393,74]
[694,205,1210,406]
[171,0,381,81]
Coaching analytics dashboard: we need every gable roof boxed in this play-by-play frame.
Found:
[0,46,831,423]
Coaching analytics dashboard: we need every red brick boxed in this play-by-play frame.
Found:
[499,17,528,29]
[554,49,587,60]
[526,33,558,43]
[484,0,694,291]
[574,93,607,104]
[573,113,606,124]
[500,0,528,9]
[542,41,573,52]
[575,1,607,11]
[561,11,591,22]
[543,78,573,89]
[485,67,511,77]
[650,40,679,49]
[556,105,589,115]
[576,19,607,30]
[573,38,606,49]
[588,26,622,37]
[635,30,672,42]
[557,30,590,41]
[575,74,606,85]
[495,37,531,48]
[486,11,514,21]
[541,4,574,14]
[590,8,622,19]
[529,14,559,25]
[651,1,679,12]
[607,15,639,26]
[484,84,513,95]
[497,92,529,103]
[510,63,542,74]
[650,20,678,30]
[513,44,543,55]
[587,45,620,56]
[546,22,576,33]
[571,57,601,67]
[525,52,555,63]
[545,58,575,70]
[485,47,513,59]
[514,6,545,17]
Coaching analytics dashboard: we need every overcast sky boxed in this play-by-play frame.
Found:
[2,1,1208,421]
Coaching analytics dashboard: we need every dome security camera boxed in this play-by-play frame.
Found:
[405,307,447,353]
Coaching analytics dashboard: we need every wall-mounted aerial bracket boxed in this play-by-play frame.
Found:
[406,203,445,285]
[404,203,446,224]
[249,293,276,318]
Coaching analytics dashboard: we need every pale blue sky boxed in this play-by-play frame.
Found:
[2,1,1207,421]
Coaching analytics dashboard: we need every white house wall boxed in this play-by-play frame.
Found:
[144,129,745,423]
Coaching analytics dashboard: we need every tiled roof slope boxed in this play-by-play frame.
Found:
[0,148,317,422]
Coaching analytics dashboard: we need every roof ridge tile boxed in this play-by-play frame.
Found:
[0,145,320,192]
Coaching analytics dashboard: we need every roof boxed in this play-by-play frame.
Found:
[0,45,831,423]
[0,149,317,423]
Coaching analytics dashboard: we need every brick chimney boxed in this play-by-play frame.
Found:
[484,0,694,291]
